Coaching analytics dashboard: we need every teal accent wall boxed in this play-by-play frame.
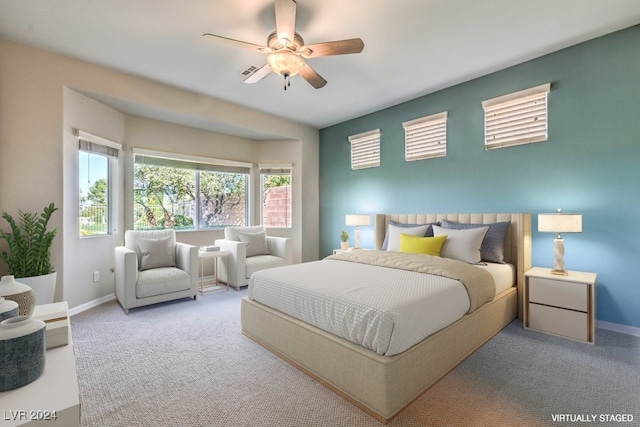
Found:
[319,26,640,328]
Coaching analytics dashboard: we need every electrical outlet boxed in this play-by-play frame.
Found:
[93,271,100,282]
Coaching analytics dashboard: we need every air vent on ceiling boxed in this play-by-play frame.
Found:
[240,65,260,78]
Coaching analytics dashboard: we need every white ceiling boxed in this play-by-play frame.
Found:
[1,0,640,137]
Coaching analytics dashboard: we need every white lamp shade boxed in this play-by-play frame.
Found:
[345,214,371,227]
[538,213,582,233]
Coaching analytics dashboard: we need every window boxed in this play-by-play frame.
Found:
[403,112,448,161]
[482,83,551,150]
[260,164,292,228]
[349,129,380,170]
[133,151,250,230]
[77,130,120,237]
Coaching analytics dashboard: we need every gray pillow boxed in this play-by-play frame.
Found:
[432,225,489,264]
[237,231,270,257]
[441,220,510,263]
[225,225,265,241]
[137,236,176,271]
[382,221,437,250]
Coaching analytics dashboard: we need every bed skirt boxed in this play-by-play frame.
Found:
[241,286,517,423]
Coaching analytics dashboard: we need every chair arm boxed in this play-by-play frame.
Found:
[267,236,292,264]
[114,246,139,310]
[176,242,198,292]
[215,239,247,288]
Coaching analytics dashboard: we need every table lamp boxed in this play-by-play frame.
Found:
[345,214,370,249]
[538,209,582,275]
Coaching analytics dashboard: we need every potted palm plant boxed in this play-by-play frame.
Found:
[340,230,349,250]
[0,203,58,304]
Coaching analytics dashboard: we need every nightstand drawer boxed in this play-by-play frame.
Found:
[529,303,588,341]
[529,277,587,312]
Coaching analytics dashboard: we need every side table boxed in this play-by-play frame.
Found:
[524,267,597,344]
[198,249,230,294]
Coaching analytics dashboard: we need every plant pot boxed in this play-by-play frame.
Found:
[0,315,46,391]
[18,272,57,305]
[340,242,349,250]
[0,275,35,316]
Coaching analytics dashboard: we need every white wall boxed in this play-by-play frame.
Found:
[0,38,319,310]
[62,89,126,307]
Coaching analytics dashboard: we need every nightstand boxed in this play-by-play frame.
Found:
[332,248,371,254]
[524,267,597,344]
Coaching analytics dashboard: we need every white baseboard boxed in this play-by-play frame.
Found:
[597,320,640,337]
[68,293,116,317]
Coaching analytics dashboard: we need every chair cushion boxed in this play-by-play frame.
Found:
[138,236,176,271]
[136,267,190,298]
[237,230,270,257]
[245,255,287,279]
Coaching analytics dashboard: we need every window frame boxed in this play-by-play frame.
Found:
[133,149,251,231]
[76,129,120,238]
[259,164,292,229]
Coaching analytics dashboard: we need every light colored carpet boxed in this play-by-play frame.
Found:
[71,289,640,427]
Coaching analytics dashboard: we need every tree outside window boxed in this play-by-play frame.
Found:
[134,154,248,230]
[79,150,113,237]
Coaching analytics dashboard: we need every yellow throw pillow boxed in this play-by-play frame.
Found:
[399,233,447,256]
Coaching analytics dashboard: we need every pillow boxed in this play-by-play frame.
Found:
[224,225,265,241]
[399,234,447,256]
[382,221,437,250]
[237,231,270,257]
[441,220,510,263]
[432,225,489,264]
[137,236,176,271]
[384,223,432,252]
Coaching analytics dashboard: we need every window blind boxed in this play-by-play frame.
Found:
[402,112,447,161]
[348,129,380,170]
[75,129,120,158]
[259,164,292,175]
[482,83,550,150]
[135,154,250,175]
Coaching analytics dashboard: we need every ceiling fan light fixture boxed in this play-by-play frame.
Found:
[267,51,305,77]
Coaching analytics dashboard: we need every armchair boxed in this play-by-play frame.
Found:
[215,225,292,290]
[114,229,198,314]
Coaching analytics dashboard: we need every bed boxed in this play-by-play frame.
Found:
[241,213,531,423]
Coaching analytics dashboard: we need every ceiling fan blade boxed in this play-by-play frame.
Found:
[302,38,365,58]
[244,64,272,84]
[298,63,327,89]
[274,0,296,45]
[202,33,270,53]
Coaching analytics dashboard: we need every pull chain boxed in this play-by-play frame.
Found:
[283,74,291,90]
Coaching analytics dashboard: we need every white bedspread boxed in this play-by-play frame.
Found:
[249,259,482,356]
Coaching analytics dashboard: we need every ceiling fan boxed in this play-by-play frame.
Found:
[203,0,364,90]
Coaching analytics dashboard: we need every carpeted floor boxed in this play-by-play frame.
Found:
[71,289,640,427]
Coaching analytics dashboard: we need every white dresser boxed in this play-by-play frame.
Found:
[524,267,597,344]
[0,303,80,426]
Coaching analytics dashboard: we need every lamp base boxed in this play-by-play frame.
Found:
[550,268,568,276]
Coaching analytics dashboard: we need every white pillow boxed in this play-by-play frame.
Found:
[385,223,431,252]
[137,236,176,271]
[432,225,489,264]
[237,231,270,257]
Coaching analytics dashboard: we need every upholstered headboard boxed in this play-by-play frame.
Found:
[374,213,532,318]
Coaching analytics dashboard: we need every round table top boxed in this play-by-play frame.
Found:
[198,249,230,258]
